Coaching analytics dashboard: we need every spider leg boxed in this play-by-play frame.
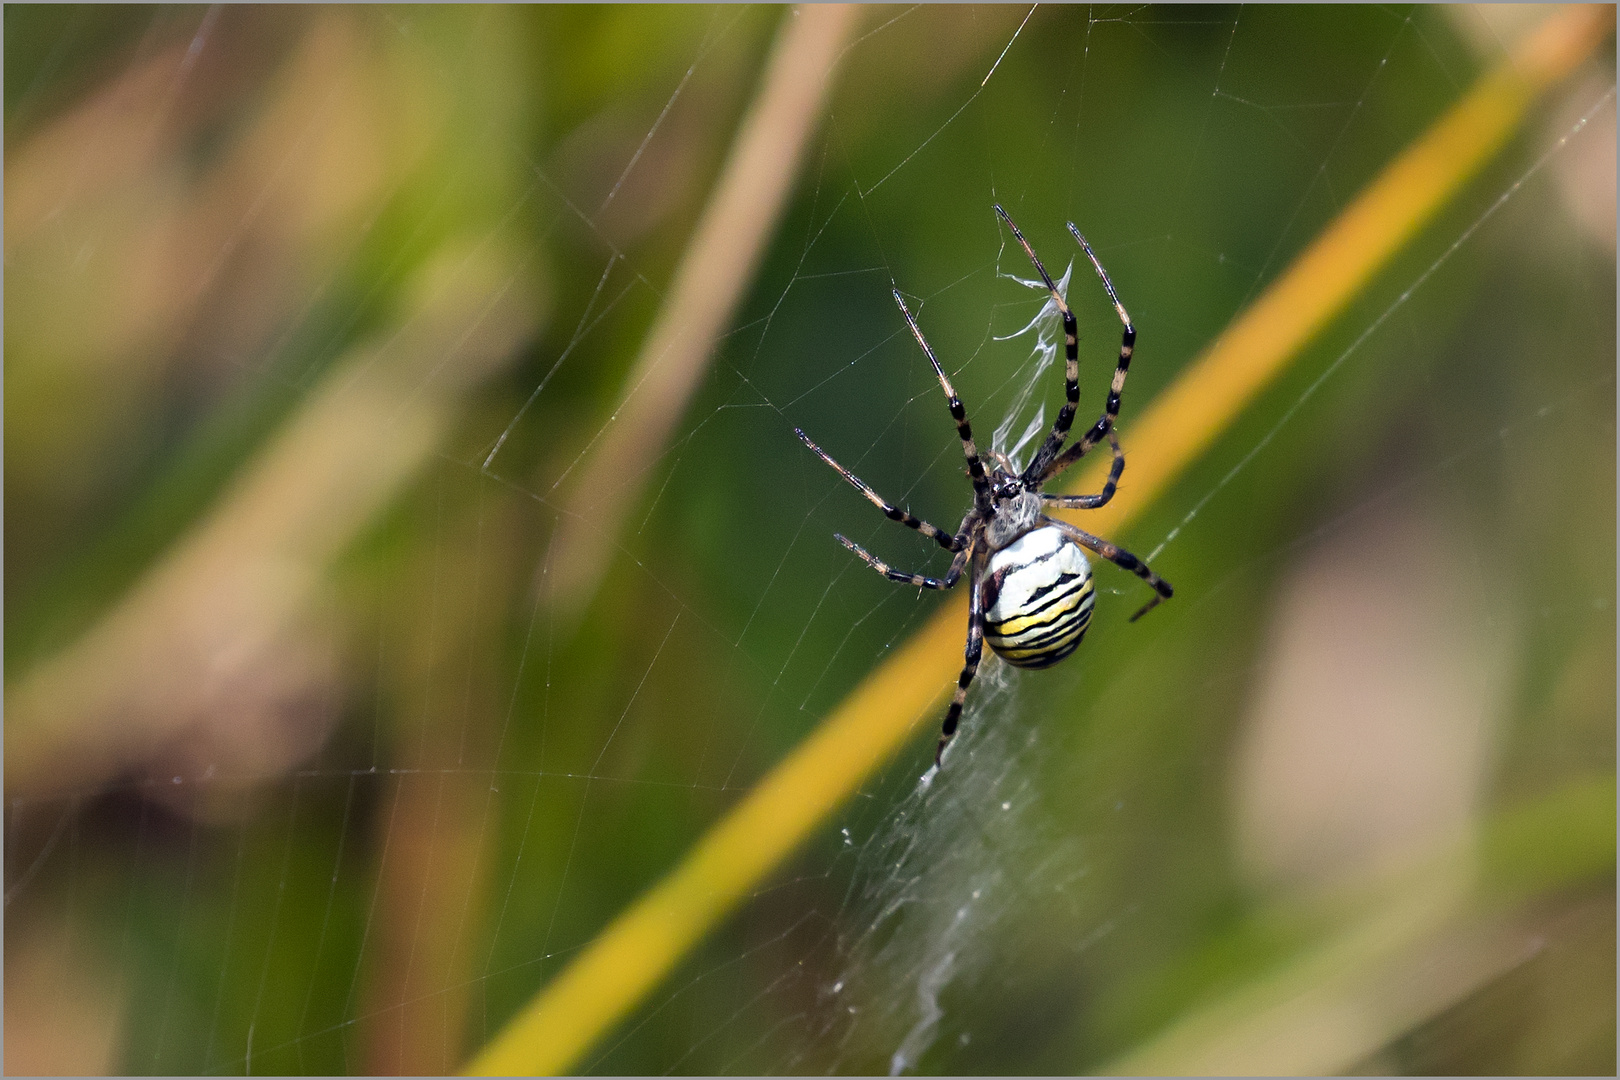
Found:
[1042,515,1172,621]
[1039,224,1136,485]
[1038,429,1123,510]
[994,205,1080,484]
[892,289,992,509]
[835,533,971,590]
[936,546,989,767]
[794,428,965,552]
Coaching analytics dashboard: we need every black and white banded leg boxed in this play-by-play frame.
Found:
[795,428,965,553]
[1040,224,1137,484]
[892,289,992,510]
[995,204,1080,484]
[835,533,972,591]
[1044,517,1172,622]
[1038,429,1124,510]
[936,547,989,767]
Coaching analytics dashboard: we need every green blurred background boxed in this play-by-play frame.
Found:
[5,5,1614,1074]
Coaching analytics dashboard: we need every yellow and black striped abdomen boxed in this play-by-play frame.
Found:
[981,526,1095,669]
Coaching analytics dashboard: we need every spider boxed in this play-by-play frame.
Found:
[795,205,1172,768]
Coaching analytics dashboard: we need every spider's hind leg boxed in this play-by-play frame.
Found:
[1044,516,1172,622]
[936,548,989,767]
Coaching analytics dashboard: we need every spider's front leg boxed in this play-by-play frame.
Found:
[1038,224,1138,486]
[935,547,989,767]
[796,428,965,552]
[891,290,993,510]
[995,205,1082,483]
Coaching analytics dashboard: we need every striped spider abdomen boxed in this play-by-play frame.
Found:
[982,525,1096,669]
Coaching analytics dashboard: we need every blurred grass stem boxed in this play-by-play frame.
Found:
[5,245,543,798]
[463,4,1610,1073]
[544,4,861,622]
[1103,775,1617,1074]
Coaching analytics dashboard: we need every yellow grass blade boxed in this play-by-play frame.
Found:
[463,6,1612,1074]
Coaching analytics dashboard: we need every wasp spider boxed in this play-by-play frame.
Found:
[796,205,1172,767]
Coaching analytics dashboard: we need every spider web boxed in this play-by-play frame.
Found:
[4,6,1615,1076]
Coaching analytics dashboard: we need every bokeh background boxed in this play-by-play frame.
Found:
[5,4,1614,1075]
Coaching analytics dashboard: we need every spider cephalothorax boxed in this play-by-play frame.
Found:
[796,205,1172,767]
